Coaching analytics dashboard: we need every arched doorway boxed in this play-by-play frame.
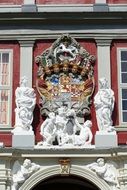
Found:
[20,165,111,190]
[31,175,100,190]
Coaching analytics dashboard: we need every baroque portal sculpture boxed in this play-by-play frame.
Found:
[86,158,120,190]
[94,77,115,132]
[11,159,40,190]
[36,34,96,147]
[12,76,36,134]
[38,107,93,146]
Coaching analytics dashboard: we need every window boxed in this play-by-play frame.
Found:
[118,48,127,124]
[0,50,13,128]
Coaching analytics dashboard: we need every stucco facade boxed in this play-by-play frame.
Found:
[0,0,127,190]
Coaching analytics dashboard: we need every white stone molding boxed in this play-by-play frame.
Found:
[0,4,127,13]
[20,165,111,190]
[19,40,35,88]
[0,169,11,190]
[96,39,112,87]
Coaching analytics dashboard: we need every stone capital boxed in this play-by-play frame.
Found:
[95,0,106,4]
[19,40,35,47]
[24,0,35,5]
[95,39,112,46]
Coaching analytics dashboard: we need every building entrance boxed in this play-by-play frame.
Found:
[32,175,100,190]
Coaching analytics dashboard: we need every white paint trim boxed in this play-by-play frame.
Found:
[19,41,34,87]
[0,49,13,128]
[117,48,127,125]
[20,165,111,190]
[96,40,111,87]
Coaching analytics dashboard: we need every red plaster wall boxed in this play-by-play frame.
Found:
[0,0,23,4]
[33,39,55,143]
[0,41,20,147]
[33,39,97,144]
[110,41,119,127]
[107,0,127,3]
[36,0,95,4]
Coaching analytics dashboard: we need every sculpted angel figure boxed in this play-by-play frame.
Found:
[40,112,56,146]
[73,120,93,146]
[12,159,40,190]
[94,78,115,132]
[87,158,120,189]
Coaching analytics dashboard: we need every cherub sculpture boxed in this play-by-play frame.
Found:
[11,159,40,190]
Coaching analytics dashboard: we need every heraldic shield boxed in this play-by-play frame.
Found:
[35,34,96,122]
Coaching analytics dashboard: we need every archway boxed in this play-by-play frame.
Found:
[31,175,100,190]
[20,165,111,190]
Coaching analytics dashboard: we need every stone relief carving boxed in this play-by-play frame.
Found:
[11,159,40,190]
[118,168,127,188]
[35,34,96,120]
[38,107,93,147]
[86,158,120,190]
[94,77,115,132]
[12,76,36,134]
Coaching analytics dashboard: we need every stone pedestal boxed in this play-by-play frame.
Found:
[95,131,118,148]
[0,142,4,148]
[12,131,35,149]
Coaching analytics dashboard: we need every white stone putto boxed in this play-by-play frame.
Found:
[87,158,120,190]
[94,77,115,132]
[12,76,36,134]
[11,159,40,190]
[38,106,93,148]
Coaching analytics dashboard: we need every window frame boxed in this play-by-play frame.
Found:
[117,47,127,125]
[0,49,13,129]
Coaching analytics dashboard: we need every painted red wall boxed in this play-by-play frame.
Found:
[107,0,127,3]
[33,39,55,143]
[33,39,97,144]
[36,0,95,4]
[1,0,127,5]
[0,0,23,4]
[0,41,20,147]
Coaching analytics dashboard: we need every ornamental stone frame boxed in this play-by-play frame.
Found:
[20,165,111,190]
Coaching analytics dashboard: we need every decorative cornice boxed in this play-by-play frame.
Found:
[0,4,127,14]
[0,147,124,158]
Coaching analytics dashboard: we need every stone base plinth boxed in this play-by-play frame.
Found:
[95,131,118,148]
[12,132,35,148]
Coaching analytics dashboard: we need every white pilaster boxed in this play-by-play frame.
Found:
[24,0,35,4]
[96,39,112,87]
[19,41,35,87]
[95,0,106,3]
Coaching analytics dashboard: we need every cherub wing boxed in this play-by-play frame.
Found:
[12,160,21,175]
